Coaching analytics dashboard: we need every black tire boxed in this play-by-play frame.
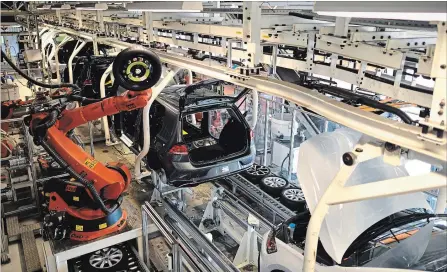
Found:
[259,175,288,197]
[280,188,306,212]
[241,164,271,184]
[113,47,162,91]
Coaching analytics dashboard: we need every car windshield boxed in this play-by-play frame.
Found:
[341,209,447,271]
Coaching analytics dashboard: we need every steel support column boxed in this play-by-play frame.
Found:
[429,22,447,128]
[144,12,153,43]
[97,10,104,33]
[271,45,278,75]
[76,10,82,29]
[56,10,62,25]
[334,17,350,37]
[242,1,261,67]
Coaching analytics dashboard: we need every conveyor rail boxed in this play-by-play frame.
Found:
[225,175,296,222]
[161,199,240,272]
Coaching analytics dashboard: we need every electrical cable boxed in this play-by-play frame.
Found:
[313,83,414,124]
[1,50,82,94]
[40,139,119,215]
[3,46,117,215]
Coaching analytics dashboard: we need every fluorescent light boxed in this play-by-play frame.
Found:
[313,1,446,22]
[75,3,108,11]
[127,9,201,13]
[316,11,447,21]
[126,1,203,13]
[52,4,71,10]
[37,4,51,10]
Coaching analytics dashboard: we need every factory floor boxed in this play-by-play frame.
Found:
[1,120,147,272]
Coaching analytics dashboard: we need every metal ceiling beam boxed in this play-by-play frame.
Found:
[104,39,445,161]
[41,24,446,161]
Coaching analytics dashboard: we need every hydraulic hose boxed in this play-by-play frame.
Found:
[40,140,119,215]
[1,50,82,94]
[314,83,414,124]
[356,97,414,124]
[69,95,102,105]
[35,109,59,130]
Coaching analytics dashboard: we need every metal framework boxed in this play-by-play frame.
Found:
[13,3,447,271]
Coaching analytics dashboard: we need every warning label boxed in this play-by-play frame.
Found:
[84,158,98,169]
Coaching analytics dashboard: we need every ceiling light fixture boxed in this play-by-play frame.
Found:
[51,4,71,10]
[36,4,51,10]
[314,1,447,21]
[75,3,108,11]
[316,11,447,21]
[126,1,202,13]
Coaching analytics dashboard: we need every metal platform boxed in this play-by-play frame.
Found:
[22,230,42,272]
[5,216,42,271]
[44,179,158,272]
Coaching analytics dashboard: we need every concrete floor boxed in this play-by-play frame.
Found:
[1,75,145,271]
[1,142,143,272]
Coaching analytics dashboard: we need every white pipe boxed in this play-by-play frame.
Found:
[68,41,87,84]
[251,90,258,129]
[435,187,447,213]
[55,36,73,83]
[187,69,193,85]
[100,63,114,145]
[407,150,447,170]
[135,68,181,180]
[303,141,384,272]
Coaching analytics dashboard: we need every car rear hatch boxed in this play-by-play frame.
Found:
[177,82,252,167]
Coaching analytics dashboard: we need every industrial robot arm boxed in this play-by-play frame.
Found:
[31,90,151,209]
[2,47,162,240]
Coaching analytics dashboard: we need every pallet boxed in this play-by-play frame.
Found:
[5,216,42,272]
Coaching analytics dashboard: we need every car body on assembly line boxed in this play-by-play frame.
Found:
[118,79,256,187]
[259,128,446,272]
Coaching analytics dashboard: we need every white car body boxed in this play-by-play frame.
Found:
[259,128,436,272]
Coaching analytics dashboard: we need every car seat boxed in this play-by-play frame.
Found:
[218,118,246,154]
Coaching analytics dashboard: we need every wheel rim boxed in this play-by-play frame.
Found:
[89,247,123,269]
[246,164,270,176]
[283,189,305,201]
[263,176,287,187]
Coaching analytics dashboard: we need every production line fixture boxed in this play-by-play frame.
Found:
[33,21,447,161]
[1,47,162,242]
[6,4,447,272]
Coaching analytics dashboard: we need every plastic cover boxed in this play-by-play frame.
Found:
[365,222,433,268]
[297,128,432,264]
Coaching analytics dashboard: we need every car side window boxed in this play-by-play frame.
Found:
[182,112,207,142]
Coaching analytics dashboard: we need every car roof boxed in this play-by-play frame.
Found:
[156,79,241,110]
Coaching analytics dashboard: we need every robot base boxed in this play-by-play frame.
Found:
[68,209,127,241]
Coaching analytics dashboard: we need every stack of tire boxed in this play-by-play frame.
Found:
[241,164,306,212]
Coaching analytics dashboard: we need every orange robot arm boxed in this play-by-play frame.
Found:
[33,90,151,201]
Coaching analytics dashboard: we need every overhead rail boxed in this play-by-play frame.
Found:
[38,16,438,108]
[38,24,446,162]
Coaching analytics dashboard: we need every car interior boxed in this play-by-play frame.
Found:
[182,107,249,164]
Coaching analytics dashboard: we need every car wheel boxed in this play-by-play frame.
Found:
[280,188,306,212]
[85,246,125,271]
[242,164,271,183]
[260,176,288,197]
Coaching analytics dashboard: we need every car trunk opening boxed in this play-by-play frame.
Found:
[181,107,250,166]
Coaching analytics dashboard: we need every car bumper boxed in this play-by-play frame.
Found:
[168,146,256,187]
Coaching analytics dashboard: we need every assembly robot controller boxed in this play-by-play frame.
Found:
[1,48,162,241]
